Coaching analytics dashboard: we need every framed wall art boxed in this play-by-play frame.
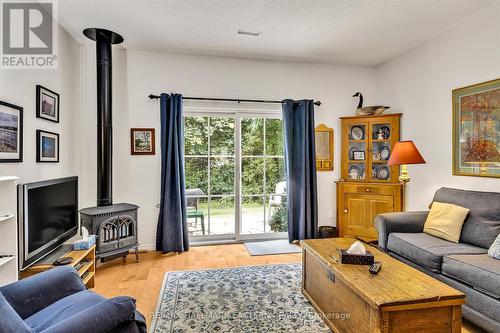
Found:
[0,101,23,163]
[37,130,59,163]
[36,85,59,123]
[131,128,155,155]
[352,151,365,161]
[452,78,500,178]
[315,124,334,171]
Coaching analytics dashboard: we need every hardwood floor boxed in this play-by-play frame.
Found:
[94,244,484,332]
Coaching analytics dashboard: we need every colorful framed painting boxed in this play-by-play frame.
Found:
[0,101,23,163]
[36,130,59,163]
[36,85,59,123]
[452,78,500,178]
[131,128,155,155]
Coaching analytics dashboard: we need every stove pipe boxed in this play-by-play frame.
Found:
[83,28,123,206]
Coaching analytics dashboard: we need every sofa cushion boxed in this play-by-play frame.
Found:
[489,233,500,259]
[442,254,500,299]
[432,187,500,248]
[25,290,106,332]
[424,202,469,243]
[0,292,33,333]
[387,232,487,272]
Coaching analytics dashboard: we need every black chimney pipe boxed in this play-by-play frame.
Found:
[83,28,123,207]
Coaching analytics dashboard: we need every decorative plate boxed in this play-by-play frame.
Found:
[348,165,361,179]
[379,145,391,160]
[380,126,391,139]
[350,126,365,140]
[377,165,390,180]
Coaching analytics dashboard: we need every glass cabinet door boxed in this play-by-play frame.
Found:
[369,122,394,182]
[346,123,368,181]
[341,114,401,184]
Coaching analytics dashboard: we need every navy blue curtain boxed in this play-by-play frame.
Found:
[156,93,189,253]
[282,99,318,242]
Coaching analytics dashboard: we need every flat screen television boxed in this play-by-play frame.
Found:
[18,176,78,270]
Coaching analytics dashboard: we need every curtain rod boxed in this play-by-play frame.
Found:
[148,94,321,106]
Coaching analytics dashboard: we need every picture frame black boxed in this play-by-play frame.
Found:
[0,100,23,163]
[36,130,59,163]
[36,85,60,123]
[352,150,365,161]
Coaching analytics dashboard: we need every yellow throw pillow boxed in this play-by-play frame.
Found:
[424,202,470,243]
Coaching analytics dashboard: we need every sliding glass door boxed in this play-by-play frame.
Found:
[240,117,286,236]
[184,111,287,242]
[184,115,236,238]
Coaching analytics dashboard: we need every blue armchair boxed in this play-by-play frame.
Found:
[0,266,146,333]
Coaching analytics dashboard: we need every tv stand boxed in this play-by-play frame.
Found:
[20,245,96,288]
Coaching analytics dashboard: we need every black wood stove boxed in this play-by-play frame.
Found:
[80,28,139,262]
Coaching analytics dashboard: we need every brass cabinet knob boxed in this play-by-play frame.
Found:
[344,209,348,213]
[366,188,370,192]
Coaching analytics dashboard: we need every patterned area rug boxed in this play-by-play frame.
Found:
[151,264,331,333]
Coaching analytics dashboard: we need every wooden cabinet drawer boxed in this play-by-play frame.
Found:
[342,184,395,195]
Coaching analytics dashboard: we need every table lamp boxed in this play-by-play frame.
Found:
[388,141,426,183]
[463,140,500,173]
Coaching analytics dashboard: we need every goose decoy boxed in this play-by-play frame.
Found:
[353,92,390,116]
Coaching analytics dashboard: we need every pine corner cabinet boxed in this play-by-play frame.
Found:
[336,113,404,241]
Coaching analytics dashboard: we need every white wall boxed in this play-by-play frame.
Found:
[0,27,81,186]
[376,2,500,211]
[79,49,377,249]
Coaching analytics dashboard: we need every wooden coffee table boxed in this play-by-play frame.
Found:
[301,238,465,333]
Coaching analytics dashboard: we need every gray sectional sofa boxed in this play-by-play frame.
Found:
[375,187,500,333]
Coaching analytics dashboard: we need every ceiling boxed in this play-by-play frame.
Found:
[59,0,492,67]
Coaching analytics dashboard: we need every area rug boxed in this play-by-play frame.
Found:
[244,239,302,256]
[150,264,330,333]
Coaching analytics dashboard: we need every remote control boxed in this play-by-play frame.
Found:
[369,261,382,275]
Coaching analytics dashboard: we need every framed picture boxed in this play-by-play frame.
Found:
[131,128,155,155]
[36,85,59,123]
[315,124,334,171]
[453,78,500,178]
[352,151,365,161]
[0,101,23,163]
[36,130,59,162]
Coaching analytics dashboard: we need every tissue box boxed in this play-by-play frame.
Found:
[73,235,96,250]
[337,249,374,265]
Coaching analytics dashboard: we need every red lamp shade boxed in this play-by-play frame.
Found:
[388,141,426,166]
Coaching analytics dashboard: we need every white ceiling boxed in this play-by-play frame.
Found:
[59,0,493,67]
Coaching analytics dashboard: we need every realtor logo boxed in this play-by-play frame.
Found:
[1,0,58,69]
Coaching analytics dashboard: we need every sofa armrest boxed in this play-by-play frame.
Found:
[375,211,429,251]
[40,296,139,333]
[0,266,86,319]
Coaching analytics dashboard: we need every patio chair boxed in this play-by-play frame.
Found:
[268,181,287,220]
[186,188,206,235]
